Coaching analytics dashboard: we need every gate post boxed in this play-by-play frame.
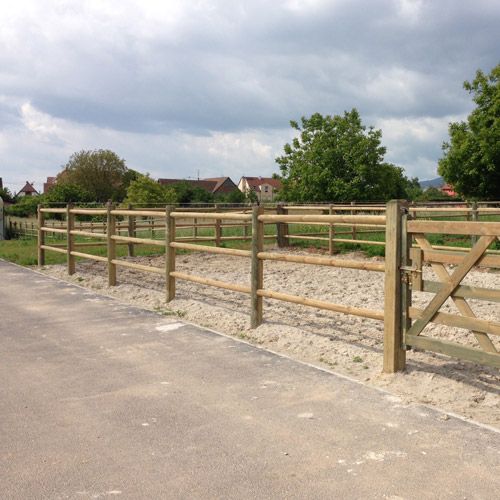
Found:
[383,200,407,373]
[107,204,116,286]
[251,206,264,328]
[165,205,176,302]
[38,204,45,266]
[67,204,75,275]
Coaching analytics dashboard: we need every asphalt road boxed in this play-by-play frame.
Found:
[1,259,500,499]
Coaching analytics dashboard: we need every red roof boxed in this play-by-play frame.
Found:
[241,177,282,191]
[18,182,38,195]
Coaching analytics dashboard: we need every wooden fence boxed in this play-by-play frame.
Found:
[36,201,500,373]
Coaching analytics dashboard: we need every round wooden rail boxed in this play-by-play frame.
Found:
[40,208,66,213]
[170,242,251,258]
[170,272,251,294]
[70,230,107,239]
[259,214,386,225]
[171,212,252,221]
[257,289,384,321]
[71,209,108,215]
[111,235,166,247]
[40,245,67,254]
[70,251,108,263]
[283,205,386,211]
[257,252,385,272]
[111,209,165,217]
[111,259,166,275]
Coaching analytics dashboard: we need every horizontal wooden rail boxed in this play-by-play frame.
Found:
[171,212,252,221]
[421,249,500,268]
[405,335,500,369]
[70,251,108,263]
[171,271,251,294]
[111,209,165,217]
[259,214,386,225]
[408,220,500,236]
[71,209,108,215]
[257,289,384,321]
[41,227,66,234]
[283,206,386,211]
[171,241,251,258]
[40,208,66,213]
[409,207,472,213]
[70,230,107,239]
[258,252,385,272]
[111,235,166,247]
[111,259,166,275]
[409,307,500,337]
[40,245,67,254]
[413,244,500,256]
[422,280,500,302]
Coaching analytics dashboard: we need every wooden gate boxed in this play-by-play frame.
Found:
[402,216,500,368]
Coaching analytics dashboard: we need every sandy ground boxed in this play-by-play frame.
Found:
[39,247,500,429]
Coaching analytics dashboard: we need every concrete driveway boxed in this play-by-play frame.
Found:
[1,259,499,499]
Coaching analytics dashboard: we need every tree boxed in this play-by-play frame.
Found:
[438,62,500,200]
[44,182,93,205]
[60,149,130,202]
[275,110,407,202]
[0,186,15,203]
[171,181,213,204]
[124,174,177,205]
[6,194,44,217]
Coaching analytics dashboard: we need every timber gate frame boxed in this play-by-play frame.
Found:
[400,205,500,369]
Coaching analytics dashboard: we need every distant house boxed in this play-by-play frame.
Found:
[43,170,68,193]
[238,176,282,202]
[17,181,39,197]
[440,183,457,197]
[158,177,238,196]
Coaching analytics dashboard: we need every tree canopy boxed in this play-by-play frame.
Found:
[438,62,500,200]
[125,174,177,205]
[60,149,136,202]
[275,110,409,202]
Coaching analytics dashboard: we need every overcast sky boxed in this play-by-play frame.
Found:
[1,0,499,194]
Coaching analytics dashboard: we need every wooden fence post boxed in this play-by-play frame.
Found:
[276,203,288,248]
[128,203,135,257]
[471,201,478,246]
[328,204,334,255]
[37,204,45,266]
[67,204,75,275]
[107,204,116,286]
[214,203,221,247]
[251,206,264,328]
[166,205,176,302]
[383,199,407,373]
[351,201,357,242]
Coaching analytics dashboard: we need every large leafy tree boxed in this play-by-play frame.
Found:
[125,174,177,205]
[60,149,133,202]
[275,110,407,202]
[0,186,15,203]
[438,62,500,199]
[44,182,93,205]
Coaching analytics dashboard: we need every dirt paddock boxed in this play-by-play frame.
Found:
[40,247,500,429]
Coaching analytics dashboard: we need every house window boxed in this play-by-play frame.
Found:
[264,186,269,192]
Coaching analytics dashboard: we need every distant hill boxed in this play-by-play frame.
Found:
[419,177,445,188]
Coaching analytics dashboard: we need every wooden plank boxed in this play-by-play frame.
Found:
[257,289,384,321]
[414,234,497,353]
[421,248,500,268]
[42,227,67,234]
[422,280,500,303]
[40,208,66,213]
[408,307,500,336]
[405,335,500,369]
[71,209,107,215]
[409,247,423,291]
[171,241,251,258]
[251,206,264,328]
[257,252,385,272]
[406,235,496,339]
[383,200,407,373]
[171,272,251,294]
[407,220,500,236]
[111,209,164,217]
